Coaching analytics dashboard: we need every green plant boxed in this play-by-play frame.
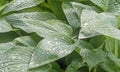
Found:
[0,0,120,72]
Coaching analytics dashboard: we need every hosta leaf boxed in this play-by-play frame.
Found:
[2,0,45,14]
[48,0,66,20]
[0,18,12,33]
[0,35,74,71]
[0,42,15,54]
[105,37,118,54]
[89,35,106,48]
[79,28,99,39]
[65,60,85,72]
[108,53,120,67]
[6,12,57,21]
[62,1,80,29]
[79,9,120,40]
[49,62,63,72]
[90,0,109,11]
[0,43,52,72]
[6,17,73,37]
[65,51,82,65]
[0,36,50,72]
[0,46,34,72]
[0,31,19,43]
[71,2,92,20]
[29,35,74,68]
[75,40,94,53]
[101,59,120,72]
[14,36,40,47]
[28,65,51,72]
[80,48,106,70]
[90,0,120,15]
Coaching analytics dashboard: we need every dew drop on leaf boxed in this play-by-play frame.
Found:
[83,23,88,28]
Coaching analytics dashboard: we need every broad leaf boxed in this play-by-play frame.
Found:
[90,0,109,11]
[108,53,120,67]
[6,17,73,37]
[71,2,92,20]
[0,35,75,71]
[14,36,40,47]
[65,60,85,72]
[0,46,35,72]
[29,35,74,68]
[80,48,106,70]
[65,51,82,65]
[2,0,45,14]
[101,59,120,72]
[89,35,106,48]
[62,1,80,29]
[79,9,120,40]
[0,35,42,72]
[90,0,120,15]
[47,0,66,20]
[0,31,19,43]
[6,12,57,21]
[0,42,15,54]
[28,65,51,72]
[0,18,12,33]
[75,40,94,53]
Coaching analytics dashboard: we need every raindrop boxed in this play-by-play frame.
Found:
[83,23,88,28]
[12,56,16,59]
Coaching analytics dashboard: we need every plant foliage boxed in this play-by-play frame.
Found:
[0,0,120,72]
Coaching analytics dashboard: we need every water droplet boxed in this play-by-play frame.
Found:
[83,23,88,28]
[12,56,16,59]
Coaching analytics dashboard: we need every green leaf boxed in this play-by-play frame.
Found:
[79,28,99,39]
[100,59,120,72]
[65,60,85,72]
[0,46,34,72]
[71,2,92,20]
[0,42,15,54]
[0,0,7,6]
[47,0,66,20]
[0,31,19,43]
[65,51,82,65]
[89,35,106,48]
[28,65,51,72]
[2,0,45,14]
[49,62,63,72]
[6,17,73,37]
[29,35,74,68]
[80,48,106,70]
[6,12,57,21]
[0,35,74,71]
[62,1,80,29]
[90,0,120,15]
[108,53,120,67]
[90,0,109,11]
[105,37,118,53]
[79,9,120,40]
[14,35,41,47]
[75,40,94,53]
[0,18,12,33]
